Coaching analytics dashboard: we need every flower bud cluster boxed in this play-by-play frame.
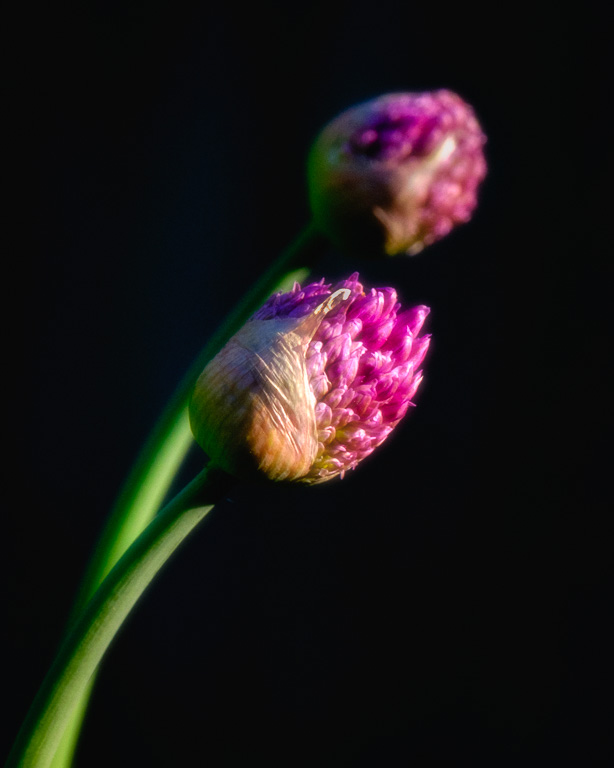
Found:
[190,89,487,483]
[308,89,487,256]
[190,274,430,484]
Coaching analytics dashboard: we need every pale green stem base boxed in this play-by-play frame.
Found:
[48,410,193,768]
[46,224,323,767]
[7,466,234,768]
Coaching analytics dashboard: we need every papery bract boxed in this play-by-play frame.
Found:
[190,274,430,483]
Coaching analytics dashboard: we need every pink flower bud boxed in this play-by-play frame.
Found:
[308,90,487,256]
[189,274,430,484]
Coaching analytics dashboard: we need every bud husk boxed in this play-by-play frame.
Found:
[189,289,350,482]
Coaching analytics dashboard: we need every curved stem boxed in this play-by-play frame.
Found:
[74,222,323,612]
[47,223,324,767]
[7,465,234,768]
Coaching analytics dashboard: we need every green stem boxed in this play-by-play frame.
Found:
[7,465,234,768]
[73,222,322,612]
[48,222,324,767]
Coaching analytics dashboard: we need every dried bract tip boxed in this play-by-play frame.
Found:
[190,274,431,484]
[308,89,487,257]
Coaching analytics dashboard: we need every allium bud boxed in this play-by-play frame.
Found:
[189,273,430,484]
[308,90,487,256]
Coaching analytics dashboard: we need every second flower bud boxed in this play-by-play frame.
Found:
[308,89,487,257]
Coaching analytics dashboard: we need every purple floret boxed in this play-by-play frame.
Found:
[258,273,430,483]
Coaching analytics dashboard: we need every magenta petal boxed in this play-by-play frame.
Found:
[405,371,424,401]
[380,400,411,422]
[409,335,431,368]
[360,317,396,351]
[322,333,352,364]
[397,305,430,335]
[327,355,360,390]
[314,401,333,428]
[310,373,331,401]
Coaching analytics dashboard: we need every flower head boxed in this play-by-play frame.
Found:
[189,273,430,484]
[308,89,487,257]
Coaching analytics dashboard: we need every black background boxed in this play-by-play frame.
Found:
[4,2,611,766]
